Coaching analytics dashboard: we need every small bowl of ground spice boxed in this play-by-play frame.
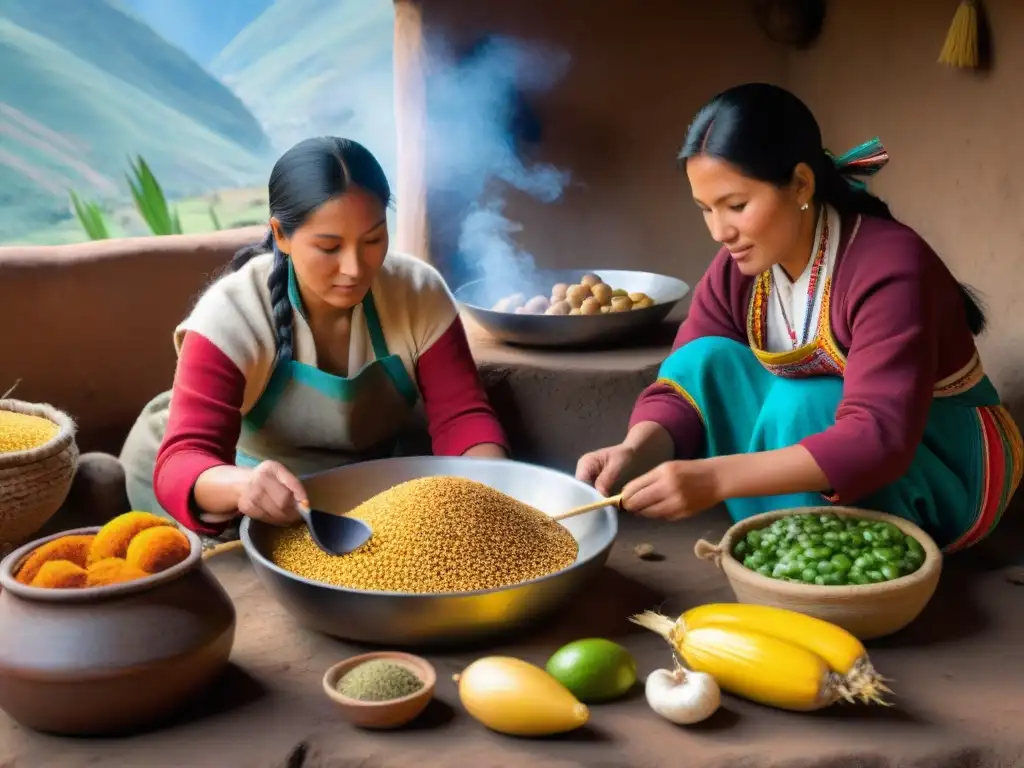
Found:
[322,651,436,729]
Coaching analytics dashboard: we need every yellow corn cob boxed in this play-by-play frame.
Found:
[680,603,889,704]
[631,611,840,711]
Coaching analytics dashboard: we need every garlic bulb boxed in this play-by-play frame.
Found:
[644,667,720,725]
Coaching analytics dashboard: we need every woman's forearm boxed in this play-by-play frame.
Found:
[463,442,508,459]
[623,421,677,478]
[706,445,830,501]
[192,465,252,516]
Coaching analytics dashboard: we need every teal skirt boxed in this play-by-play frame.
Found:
[657,337,1021,552]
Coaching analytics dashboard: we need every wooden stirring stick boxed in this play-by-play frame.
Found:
[551,494,623,522]
[202,539,244,560]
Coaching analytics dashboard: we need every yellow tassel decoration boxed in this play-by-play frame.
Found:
[938,0,979,69]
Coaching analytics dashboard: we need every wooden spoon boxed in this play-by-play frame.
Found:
[550,494,623,522]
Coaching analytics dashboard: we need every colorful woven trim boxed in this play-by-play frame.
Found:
[933,352,985,398]
[654,377,705,426]
[747,271,771,351]
[944,404,1024,553]
[747,276,847,378]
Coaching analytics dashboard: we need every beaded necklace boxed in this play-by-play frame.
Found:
[772,215,830,349]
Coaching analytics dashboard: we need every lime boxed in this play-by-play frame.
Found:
[545,638,637,703]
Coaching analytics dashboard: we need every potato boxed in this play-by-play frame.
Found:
[600,305,612,314]
[493,292,526,313]
[591,283,613,306]
[610,295,633,312]
[580,274,602,288]
[631,297,655,310]
[565,283,592,308]
[580,297,602,315]
[628,292,652,304]
[551,283,569,301]
[610,288,628,298]
[569,308,582,316]
[546,300,572,316]
[524,295,551,314]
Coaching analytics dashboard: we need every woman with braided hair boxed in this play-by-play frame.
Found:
[122,137,508,536]
[577,83,1021,553]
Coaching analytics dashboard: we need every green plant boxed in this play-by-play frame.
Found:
[126,155,182,236]
[208,202,223,231]
[68,190,111,240]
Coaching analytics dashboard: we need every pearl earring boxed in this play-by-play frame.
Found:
[800,202,810,211]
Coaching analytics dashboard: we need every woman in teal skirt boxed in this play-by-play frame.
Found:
[577,84,1021,552]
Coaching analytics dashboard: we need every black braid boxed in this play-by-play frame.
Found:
[227,230,295,361]
[267,245,295,363]
[230,228,273,272]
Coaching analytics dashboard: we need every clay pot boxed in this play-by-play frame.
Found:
[0,526,236,736]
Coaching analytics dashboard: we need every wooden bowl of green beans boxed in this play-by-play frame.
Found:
[694,507,942,640]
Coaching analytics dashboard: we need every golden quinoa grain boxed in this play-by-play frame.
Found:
[0,411,59,453]
[267,476,579,593]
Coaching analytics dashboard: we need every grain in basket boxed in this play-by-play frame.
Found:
[267,476,579,593]
[0,410,59,453]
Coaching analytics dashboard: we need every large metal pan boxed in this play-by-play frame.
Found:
[454,268,690,348]
[241,456,618,648]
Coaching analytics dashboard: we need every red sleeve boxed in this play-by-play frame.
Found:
[800,234,938,502]
[416,317,509,457]
[671,247,749,348]
[629,249,747,458]
[153,332,245,535]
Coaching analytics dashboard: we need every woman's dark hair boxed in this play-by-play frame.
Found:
[680,82,986,335]
[228,137,392,362]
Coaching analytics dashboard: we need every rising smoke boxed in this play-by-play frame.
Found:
[421,34,572,290]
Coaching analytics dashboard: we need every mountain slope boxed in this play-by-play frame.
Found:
[211,0,396,178]
[1,0,269,152]
[0,17,267,239]
[116,0,273,68]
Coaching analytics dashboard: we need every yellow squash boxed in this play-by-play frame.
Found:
[680,603,888,703]
[454,656,589,736]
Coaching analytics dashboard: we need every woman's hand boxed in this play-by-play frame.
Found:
[237,460,308,526]
[576,443,637,497]
[621,460,722,521]
[576,422,676,497]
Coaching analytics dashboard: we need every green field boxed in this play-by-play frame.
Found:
[1,0,396,246]
[12,186,269,246]
[0,0,271,241]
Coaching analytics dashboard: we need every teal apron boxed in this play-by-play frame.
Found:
[235,267,420,477]
[120,269,421,521]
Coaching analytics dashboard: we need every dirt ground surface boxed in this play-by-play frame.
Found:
[3,510,1024,768]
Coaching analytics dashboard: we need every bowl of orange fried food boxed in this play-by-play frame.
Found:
[0,512,236,736]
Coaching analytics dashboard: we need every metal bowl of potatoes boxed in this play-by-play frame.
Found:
[454,269,691,348]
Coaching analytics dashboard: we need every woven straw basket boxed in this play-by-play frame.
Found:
[0,400,79,550]
[694,506,943,640]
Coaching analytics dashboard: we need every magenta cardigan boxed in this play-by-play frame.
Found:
[629,214,981,503]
